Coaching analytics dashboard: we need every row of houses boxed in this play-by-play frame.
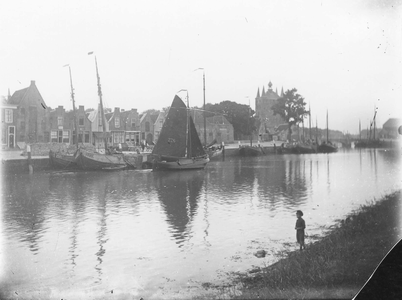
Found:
[1,81,235,150]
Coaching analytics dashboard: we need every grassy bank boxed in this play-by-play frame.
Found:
[229,191,401,299]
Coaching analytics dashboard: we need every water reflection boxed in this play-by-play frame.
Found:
[153,170,204,247]
[3,175,51,256]
[1,149,400,299]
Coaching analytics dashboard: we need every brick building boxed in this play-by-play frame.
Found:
[8,80,49,144]
[1,97,18,149]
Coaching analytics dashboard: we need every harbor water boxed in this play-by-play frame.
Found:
[1,148,401,299]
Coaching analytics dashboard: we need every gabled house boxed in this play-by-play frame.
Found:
[121,108,141,146]
[106,107,125,146]
[48,105,92,145]
[140,112,158,144]
[87,104,110,150]
[1,98,18,149]
[74,105,92,144]
[153,108,169,143]
[8,80,49,144]
[191,110,234,145]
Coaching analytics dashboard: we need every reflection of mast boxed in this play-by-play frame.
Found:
[94,186,108,283]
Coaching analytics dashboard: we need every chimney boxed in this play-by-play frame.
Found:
[31,80,35,86]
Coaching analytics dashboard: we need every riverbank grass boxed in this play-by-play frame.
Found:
[234,191,401,299]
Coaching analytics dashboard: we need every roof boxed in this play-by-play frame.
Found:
[383,118,401,128]
[8,88,28,105]
[274,124,289,132]
[8,81,47,108]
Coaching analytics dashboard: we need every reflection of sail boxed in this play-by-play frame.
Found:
[154,171,204,247]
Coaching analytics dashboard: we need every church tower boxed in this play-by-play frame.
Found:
[255,81,285,138]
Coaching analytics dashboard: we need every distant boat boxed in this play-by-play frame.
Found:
[150,94,209,170]
[318,110,337,153]
[49,65,79,169]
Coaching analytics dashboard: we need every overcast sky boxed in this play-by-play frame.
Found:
[1,0,401,134]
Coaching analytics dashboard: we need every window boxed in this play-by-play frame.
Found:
[131,119,135,128]
[62,130,69,143]
[115,117,120,128]
[145,121,150,132]
[79,117,84,126]
[51,131,57,142]
[57,116,63,126]
[113,132,124,144]
[5,109,13,123]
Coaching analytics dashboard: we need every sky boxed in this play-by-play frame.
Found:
[1,0,401,134]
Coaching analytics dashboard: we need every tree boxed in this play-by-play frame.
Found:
[271,88,309,141]
[205,101,257,140]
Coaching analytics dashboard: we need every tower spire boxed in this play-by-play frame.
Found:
[256,87,260,98]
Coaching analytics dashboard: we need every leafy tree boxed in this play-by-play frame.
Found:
[271,88,309,141]
[205,101,257,140]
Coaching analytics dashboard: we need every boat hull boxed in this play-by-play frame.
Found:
[318,144,338,153]
[76,149,129,171]
[239,146,264,156]
[152,156,209,171]
[207,147,223,160]
[49,150,78,169]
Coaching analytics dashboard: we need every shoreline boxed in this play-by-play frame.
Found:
[197,191,401,299]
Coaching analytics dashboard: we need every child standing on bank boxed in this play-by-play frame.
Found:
[295,210,306,250]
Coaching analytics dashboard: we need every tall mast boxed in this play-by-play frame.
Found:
[359,119,361,140]
[203,70,206,146]
[309,103,311,141]
[65,64,79,148]
[186,91,191,158]
[90,53,108,151]
[195,68,207,146]
[326,109,329,142]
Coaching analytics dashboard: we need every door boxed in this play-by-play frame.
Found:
[8,126,15,148]
[58,130,63,143]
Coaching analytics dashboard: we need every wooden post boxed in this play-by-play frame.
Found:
[27,144,33,174]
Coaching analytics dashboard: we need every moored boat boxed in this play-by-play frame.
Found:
[49,64,80,169]
[239,145,264,156]
[75,148,128,170]
[49,149,78,169]
[150,94,209,171]
[75,53,141,171]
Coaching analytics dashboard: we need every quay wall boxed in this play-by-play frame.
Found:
[1,145,277,175]
[2,157,51,175]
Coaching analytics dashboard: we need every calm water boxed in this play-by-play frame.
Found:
[1,148,401,299]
